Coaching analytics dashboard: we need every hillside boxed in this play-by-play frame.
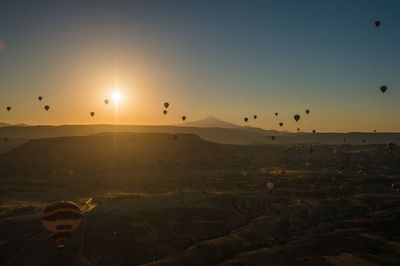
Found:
[0,133,232,177]
[0,124,274,145]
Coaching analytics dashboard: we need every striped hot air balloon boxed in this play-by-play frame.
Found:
[42,201,82,249]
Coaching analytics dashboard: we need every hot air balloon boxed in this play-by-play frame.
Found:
[90,112,95,117]
[294,114,300,122]
[374,20,381,27]
[181,116,186,121]
[244,117,248,122]
[380,85,387,93]
[38,96,43,101]
[274,112,278,116]
[305,109,310,114]
[44,105,50,111]
[6,106,11,111]
[42,201,82,249]
[297,128,300,132]
[388,143,396,151]
[312,130,316,134]
[104,99,109,105]
[253,115,257,119]
[279,122,283,127]
[163,110,167,115]
[164,102,169,109]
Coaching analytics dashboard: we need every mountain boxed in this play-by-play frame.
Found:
[0,122,10,127]
[179,116,241,128]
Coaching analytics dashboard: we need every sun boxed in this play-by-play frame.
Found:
[112,91,122,104]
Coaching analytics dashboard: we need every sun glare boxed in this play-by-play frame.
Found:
[112,91,122,104]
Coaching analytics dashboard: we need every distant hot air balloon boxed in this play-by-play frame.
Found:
[297,128,300,132]
[104,99,109,105]
[6,106,11,111]
[44,105,50,111]
[294,114,300,122]
[253,115,257,119]
[279,122,283,127]
[90,112,95,117]
[244,117,249,122]
[38,96,43,101]
[42,201,82,249]
[164,102,169,109]
[163,110,167,115]
[374,20,381,27]
[312,130,316,134]
[274,112,278,116]
[181,116,186,121]
[305,109,310,114]
[388,143,396,151]
[380,85,387,93]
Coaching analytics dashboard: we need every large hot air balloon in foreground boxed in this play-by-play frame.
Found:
[42,201,82,249]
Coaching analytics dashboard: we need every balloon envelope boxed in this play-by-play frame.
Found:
[294,114,300,122]
[42,201,82,249]
[164,102,169,109]
[44,105,50,111]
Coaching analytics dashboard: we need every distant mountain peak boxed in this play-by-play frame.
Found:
[178,116,241,128]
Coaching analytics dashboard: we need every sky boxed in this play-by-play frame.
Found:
[0,0,399,132]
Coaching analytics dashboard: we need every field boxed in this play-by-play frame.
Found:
[1,133,400,265]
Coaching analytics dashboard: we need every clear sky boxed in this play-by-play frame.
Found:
[0,0,399,132]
